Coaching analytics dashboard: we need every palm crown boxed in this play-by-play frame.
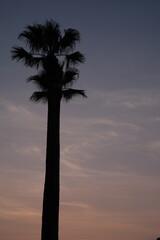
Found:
[11,20,86,103]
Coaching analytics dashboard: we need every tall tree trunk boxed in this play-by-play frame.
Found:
[41,94,61,240]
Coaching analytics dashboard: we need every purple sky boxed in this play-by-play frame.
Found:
[1,1,160,240]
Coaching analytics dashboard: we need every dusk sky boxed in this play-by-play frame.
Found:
[1,1,160,240]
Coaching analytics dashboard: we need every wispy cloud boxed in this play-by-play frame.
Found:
[61,201,91,210]
[90,88,160,109]
[0,98,46,131]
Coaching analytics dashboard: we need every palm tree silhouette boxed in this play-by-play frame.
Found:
[11,19,86,240]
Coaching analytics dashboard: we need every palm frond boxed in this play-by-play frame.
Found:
[19,24,45,53]
[43,20,61,53]
[62,68,79,87]
[65,51,85,67]
[11,46,42,68]
[19,20,61,54]
[60,29,80,52]
[30,91,48,103]
[27,71,48,90]
[62,88,87,101]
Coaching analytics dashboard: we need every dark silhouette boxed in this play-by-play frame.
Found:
[11,20,86,240]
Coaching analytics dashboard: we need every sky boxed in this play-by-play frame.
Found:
[1,1,160,240]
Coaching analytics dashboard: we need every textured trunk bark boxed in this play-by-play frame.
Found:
[41,94,61,240]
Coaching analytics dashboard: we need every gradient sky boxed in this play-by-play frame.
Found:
[1,1,160,240]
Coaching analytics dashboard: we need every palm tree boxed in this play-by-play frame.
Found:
[11,20,86,240]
